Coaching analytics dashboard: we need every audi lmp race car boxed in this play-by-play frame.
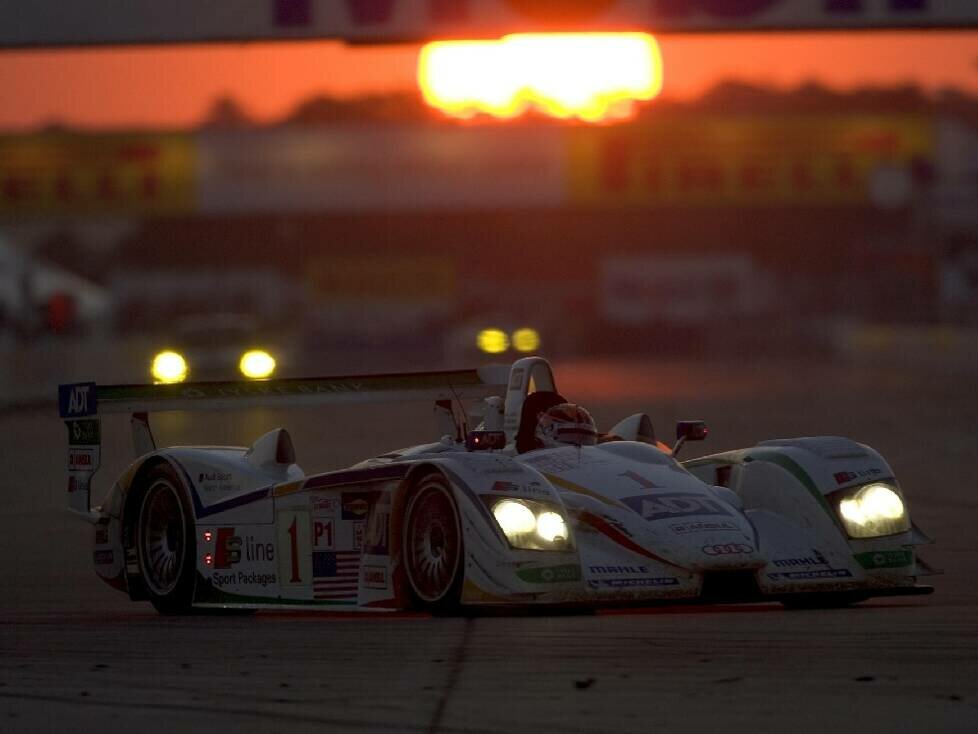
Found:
[58,357,935,614]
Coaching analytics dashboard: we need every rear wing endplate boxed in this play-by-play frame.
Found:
[58,365,509,521]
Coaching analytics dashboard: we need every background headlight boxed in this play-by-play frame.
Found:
[151,350,187,384]
[239,349,276,379]
[835,483,910,538]
[488,498,572,550]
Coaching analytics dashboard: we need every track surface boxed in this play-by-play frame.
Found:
[2,358,976,733]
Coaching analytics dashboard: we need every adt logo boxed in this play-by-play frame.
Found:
[59,383,97,418]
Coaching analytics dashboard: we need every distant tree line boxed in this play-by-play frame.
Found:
[200,79,978,129]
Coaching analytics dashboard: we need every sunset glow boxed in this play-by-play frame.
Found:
[418,33,662,122]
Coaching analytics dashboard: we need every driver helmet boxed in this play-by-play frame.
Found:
[535,403,598,448]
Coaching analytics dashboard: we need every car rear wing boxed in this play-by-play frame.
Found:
[57,365,509,521]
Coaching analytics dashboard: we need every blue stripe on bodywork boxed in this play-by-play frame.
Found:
[170,457,271,520]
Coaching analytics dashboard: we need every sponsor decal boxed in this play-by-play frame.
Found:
[363,565,388,589]
[93,549,114,565]
[767,568,853,581]
[59,383,96,418]
[491,480,521,492]
[197,470,239,493]
[833,468,883,485]
[772,549,829,568]
[587,577,679,589]
[702,543,754,556]
[68,419,100,447]
[669,520,739,535]
[353,521,365,551]
[341,491,375,520]
[516,564,582,584]
[589,565,649,575]
[490,480,550,497]
[94,525,109,545]
[313,551,360,601]
[199,471,231,482]
[213,528,274,569]
[524,452,582,474]
[211,571,277,588]
[313,519,335,550]
[312,497,339,516]
[855,549,914,570]
[67,476,78,494]
[623,492,733,521]
[68,448,95,470]
[456,455,521,474]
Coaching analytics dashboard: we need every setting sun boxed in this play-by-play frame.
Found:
[418,33,662,122]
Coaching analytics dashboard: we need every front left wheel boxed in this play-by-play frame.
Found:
[136,464,196,614]
[403,472,464,612]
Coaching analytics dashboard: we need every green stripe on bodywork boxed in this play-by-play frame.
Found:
[746,449,845,532]
[195,575,354,606]
[855,549,914,569]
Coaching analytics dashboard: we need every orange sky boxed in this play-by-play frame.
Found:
[0,31,975,129]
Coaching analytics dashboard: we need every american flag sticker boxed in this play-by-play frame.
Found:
[313,551,360,601]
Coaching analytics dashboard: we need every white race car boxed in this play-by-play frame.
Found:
[59,357,935,614]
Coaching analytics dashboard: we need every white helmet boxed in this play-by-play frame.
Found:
[535,403,597,448]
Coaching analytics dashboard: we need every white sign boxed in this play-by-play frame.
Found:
[196,126,565,214]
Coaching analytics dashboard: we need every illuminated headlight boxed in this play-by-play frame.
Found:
[834,483,910,539]
[239,349,276,379]
[490,498,571,551]
[151,350,188,384]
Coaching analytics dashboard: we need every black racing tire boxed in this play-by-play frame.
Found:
[135,464,197,615]
[402,472,464,613]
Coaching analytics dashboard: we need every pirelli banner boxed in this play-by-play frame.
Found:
[0,115,936,219]
[4,0,977,48]
[0,133,195,217]
[568,115,935,208]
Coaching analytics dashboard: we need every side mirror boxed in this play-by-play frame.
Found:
[673,420,708,458]
[466,430,506,452]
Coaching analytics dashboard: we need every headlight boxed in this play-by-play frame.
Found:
[834,483,910,538]
[151,350,188,384]
[477,328,509,354]
[489,498,572,550]
[239,349,276,379]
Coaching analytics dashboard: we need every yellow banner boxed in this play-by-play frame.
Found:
[568,115,934,206]
[0,133,194,217]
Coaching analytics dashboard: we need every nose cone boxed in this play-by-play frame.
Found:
[620,491,768,571]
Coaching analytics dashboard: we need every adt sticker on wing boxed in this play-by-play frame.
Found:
[59,383,97,418]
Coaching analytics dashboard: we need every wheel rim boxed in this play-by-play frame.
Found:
[404,480,461,603]
[139,480,186,597]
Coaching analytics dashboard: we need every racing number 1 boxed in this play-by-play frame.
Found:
[276,509,312,592]
[287,518,300,583]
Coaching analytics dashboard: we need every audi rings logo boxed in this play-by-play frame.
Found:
[702,543,754,556]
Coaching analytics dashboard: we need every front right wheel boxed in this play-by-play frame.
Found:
[403,473,463,612]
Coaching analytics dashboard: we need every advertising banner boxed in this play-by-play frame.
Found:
[568,114,934,207]
[196,126,565,214]
[0,133,195,217]
[4,1,978,48]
